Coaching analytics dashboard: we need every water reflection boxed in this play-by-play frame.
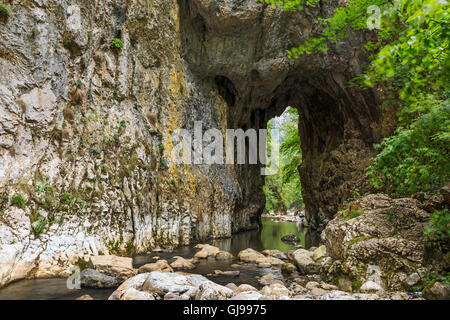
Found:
[0,278,114,300]
[210,217,305,254]
[0,217,307,300]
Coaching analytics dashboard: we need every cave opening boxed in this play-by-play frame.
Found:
[263,106,303,216]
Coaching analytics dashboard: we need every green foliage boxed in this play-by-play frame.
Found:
[367,100,450,195]
[110,38,124,50]
[261,0,320,11]
[11,194,26,209]
[31,214,47,238]
[75,257,89,271]
[264,107,303,213]
[0,4,12,18]
[273,0,449,196]
[423,271,450,287]
[425,209,450,243]
[35,178,50,195]
[125,240,136,256]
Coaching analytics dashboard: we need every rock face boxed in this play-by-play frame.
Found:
[321,194,433,291]
[80,268,121,288]
[423,282,450,300]
[0,0,394,287]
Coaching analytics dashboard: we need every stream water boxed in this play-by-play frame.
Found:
[0,217,304,300]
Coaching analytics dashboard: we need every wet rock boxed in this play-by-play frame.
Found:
[281,234,300,243]
[170,257,195,270]
[213,270,240,277]
[424,282,450,300]
[138,260,173,273]
[80,268,121,288]
[89,255,135,280]
[215,251,234,261]
[281,263,297,275]
[194,245,220,259]
[262,250,288,260]
[257,262,271,268]
[256,256,284,268]
[238,248,265,263]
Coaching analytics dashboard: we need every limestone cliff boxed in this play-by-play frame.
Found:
[0,0,395,287]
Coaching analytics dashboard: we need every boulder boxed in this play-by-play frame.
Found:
[258,273,283,286]
[234,284,258,295]
[281,263,297,275]
[256,256,284,268]
[138,260,173,273]
[305,281,319,290]
[238,248,265,263]
[321,194,431,291]
[89,255,135,280]
[80,268,121,288]
[281,234,300,243]
[215,251,234,261]
[194,244,220,259]
[262,250,288,260]
[109,273,152,300]
[259,283,290,298]
[424,282,450,300]
[122,288,155,300]
[170,257,195,270]
[312,246,327,262]
[195,281,234,300]
[292,249,320,274]
[310,287,327,296]
[360,281,384,293]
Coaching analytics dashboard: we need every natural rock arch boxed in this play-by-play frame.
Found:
[179,0,396,242]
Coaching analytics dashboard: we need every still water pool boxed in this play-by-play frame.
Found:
[0,217,304,300]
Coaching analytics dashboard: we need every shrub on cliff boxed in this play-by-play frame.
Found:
[0,4,12,19]
[262,0,449,196]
